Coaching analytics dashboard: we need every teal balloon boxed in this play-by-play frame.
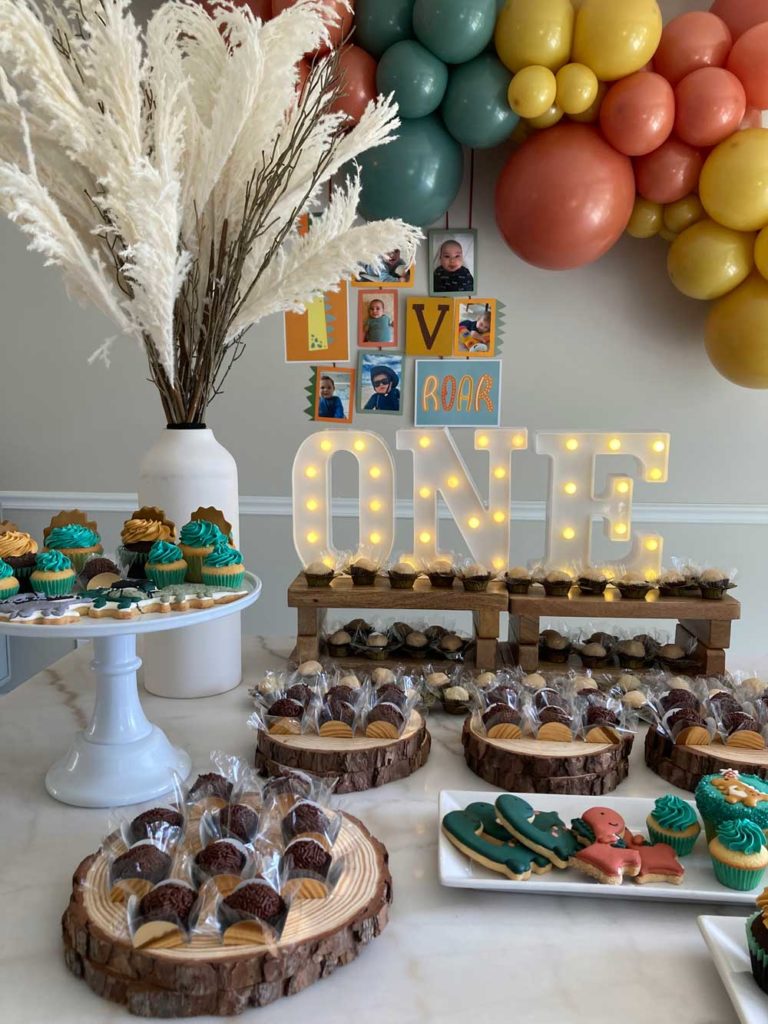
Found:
[357,114,463,226]
[376,41,448,119]
[412,0,496,64]
[441,54,518,149]
[355,0,414,58]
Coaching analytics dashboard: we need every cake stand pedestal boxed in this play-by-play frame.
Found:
[0,573,261,808]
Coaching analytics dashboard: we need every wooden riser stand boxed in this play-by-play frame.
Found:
[506,590,740,675]
[287,575,507,671]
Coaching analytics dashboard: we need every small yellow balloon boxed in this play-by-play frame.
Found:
[706,275,768,389]
[659,227,679,243]
[573,0,663,82]
[508,65,557,119]
[755,227,768,280]
[555,63,599,116]
[569,81,607,123]
[668,219,755,300]
[627,197,663,239]
[663,195,705,236]
[527,103,564,130]
[495,0,574,73]
[700,130,768,233]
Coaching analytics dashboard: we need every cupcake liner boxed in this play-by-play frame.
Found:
[146,565,188,587]
[746,914,768,995]
[578,580,607,596]
[181,551,207,583]
[118,546,150,579]
[304,573,333,588]
[711,858,767,891]
[504,579,531,594]
[201,568,245,590]
[350,569,377,587]
[462,577,490,592]
[31,573,76,597]
[428,573,455,589]
[0,580,19,599]
[647,824,699,857]
[543,581,571,597]
[388,573,416,590]
[8,563,35,592]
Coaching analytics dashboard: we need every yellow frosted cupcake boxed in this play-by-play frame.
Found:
[30,551,77,597]
[119,506,176,578]
[0,522,38,590]
[201,541,244,589]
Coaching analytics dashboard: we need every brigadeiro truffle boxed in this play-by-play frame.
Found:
[188,772,232,803]
[218,804,260,844]
[427,558,456,588]
[366,632,389,659]
[425,625,449,642]
[268,698,304,719]
[586,705,620,726]
[371,667,396,686]
[579,642,609,669]
[376,683,407,709]
[616,572,653,601]
[285,683,313,706]
[326,629,352,656]
[137,881,197,930]
[282,800,332,843]
[389,561,419,590]
[539,706,573,726]
[303,561,334,588]
[323,699,355,727]
[405,630,428,651]
[665,707,704,731]
[486,685,517,706]
[128,807,184,845]
[482,704,521,730]
[327,684,357,704]
[659,643,686,664]
[577,567,608,596]
[534,688,566,711]
[111,843,171,885]
[724,710,760,734]
[439,633,464,654]
[283,837,332,878]
[543,569,573,597]
[222,879,286,927]
[194,839,246,877]
[350,557,379,586]
[80,556,122,584]
[661,688,699,712]
[698,567,734,600]
[367,702,405,731]
[616,639,646,670]
[541,633,570,664]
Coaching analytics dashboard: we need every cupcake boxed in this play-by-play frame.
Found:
[709,820,768,891]
[179,515,225,583]
[460,563,492,592]
[427,558,455,589]
[144,541,188,587]
[120,506,176,578]
[646,795,701,856]
[746,889,768,995]
[201,540,245,589]
[350,557,379,587]
[0,522,38,591]
[695,770,768,842]
[698,567,735,600]
[543,569,573,597]
[303,560,334,588]
[616,572,653,601]
[29,550,76,597]
[388,560,419,589]
[43,510,102,573]
[577,567,608,596]
[0,558,19,599]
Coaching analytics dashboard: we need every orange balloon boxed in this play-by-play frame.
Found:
[710,0,768,39]
[272,0,354,51]
[634,137,705,204]
[495,123,635,270]
[727,23,768,109]
[329,45,378,125]
[675,67,746,147]
[653,12,732,85]
[599,72,674,156]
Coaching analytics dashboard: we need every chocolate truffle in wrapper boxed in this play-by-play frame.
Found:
[268,698,304,719]
[285,683,313,706]
[188,772,233,803]
[223,879,286,926]
[194,840,246,877]
[128,807,184,845]
[137,881,197,930]
[284,837,332,878]
[282,800,332,844]
[112,843,171,885]
[218,804,260,844]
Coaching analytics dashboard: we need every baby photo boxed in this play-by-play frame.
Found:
[357,352,403,415]
[358,290,398,348]
[429,229,477,296]
[353,248,413,287]
[313,366,355,423]
[454,299,496,357]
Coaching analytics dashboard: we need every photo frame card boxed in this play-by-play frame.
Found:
[310,365,355,423]
[405,297,455,357]
[414,359,502,427]
[357,289,399,348]
[352,250,414,288]
[428,228,477,297]
[285,282,350,363]
[453,298,497,357]
[357,352,404,415]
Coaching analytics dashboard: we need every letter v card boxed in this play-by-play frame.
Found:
[405,297,454,356]
[414,359,502,427]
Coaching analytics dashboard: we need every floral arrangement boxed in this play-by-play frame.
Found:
[0,0,420,422]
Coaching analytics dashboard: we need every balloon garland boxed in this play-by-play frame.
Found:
[250,0,768,389]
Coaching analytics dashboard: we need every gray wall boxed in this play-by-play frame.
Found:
[2,0,767,684]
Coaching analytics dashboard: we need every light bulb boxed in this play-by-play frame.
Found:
[320,440,332,452]
[493,511,506,524]
[565,438,579,451]
[369,499,382,513]
[652,440,666,453]
[614,523,628,536]
[477,435,489,448]
[369,466,382,479]
[369,532,381,545]
[493,467,507,480]
[492,557,505,570]
[616,481,630,494]
[419,531,431,544]
[649,468,663,481]
[305,499,319,512]
[468,516,481,529]
[562,527,576,540]
[305,466,318,479]
[353,439,366,452]
[419,436,431,448]
[608,438,622,451]
[447,475,460,489]
[512,434,526,448]
[418,486,431,499]
[306,531,319,544]
[563,482,577,495]
[645,538,659,552]
[322,556,334,568]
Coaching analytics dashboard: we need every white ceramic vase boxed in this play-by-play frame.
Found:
[138,425,242,698]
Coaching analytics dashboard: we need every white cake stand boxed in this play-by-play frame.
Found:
[0,573,262,808]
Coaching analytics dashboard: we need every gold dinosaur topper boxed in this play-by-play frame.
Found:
[190,506,233,540]
[43,509,99,542]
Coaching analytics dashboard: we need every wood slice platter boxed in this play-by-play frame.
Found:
[462,717,634,795]
[62,813,392,1018]
[254,711,431,794]
[644,727,768,792]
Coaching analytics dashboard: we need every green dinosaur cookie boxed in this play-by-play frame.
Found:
[442,809,552,880]
[495,794,579,869]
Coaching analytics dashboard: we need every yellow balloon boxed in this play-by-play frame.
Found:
[706,275,768,389]
[755,227,768,280]
[663,195,705,236]
[508,66,557,119]
[573,0,663,82]
[569,81,607,123]
[555,63,599,116]
[700,130,768,233]
[527,104,564,130]
[627,198,663,239]
[495,0,574,73]
[668,220,755,301]
[659,227,678,243]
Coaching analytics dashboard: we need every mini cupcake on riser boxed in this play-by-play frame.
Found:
[119,506,176,579]
[43,510,102,573]
[30,550,77,597]
[0,521,38,591]
[0,558,20,599]
[145,541,188,587]
[201,540,245,589]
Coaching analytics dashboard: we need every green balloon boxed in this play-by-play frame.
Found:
[358,114,463,227]
[441,54,518,149]
[377,41,448,119]
[412,0,496,64]
[355,0,415,58]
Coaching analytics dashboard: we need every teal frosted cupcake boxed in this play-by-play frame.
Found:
[0,558,19,599]
[29,551,77,597]
[201,540,245,589]
[710,820,768,890]
[695,770,768,842]
[646,794,701,856]
[44,520,102,573]
[179,519,225,583]
[145,541,188,587]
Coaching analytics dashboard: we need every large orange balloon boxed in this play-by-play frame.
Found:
[727,23,768,110]
[653,12,732,85]
[329,45,377,124]
[495,123,635,270]
[599,72,674,156]
[634,137,704,204]
[272,0,354,51]
[710,0,768,39]
[675,67,746,147]
[706,274,768,388]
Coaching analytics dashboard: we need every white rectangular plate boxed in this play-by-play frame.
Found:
[439,790,758,904]
[699,915,767,1024]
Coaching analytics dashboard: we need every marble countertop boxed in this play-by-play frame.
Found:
[0,635,755,1024]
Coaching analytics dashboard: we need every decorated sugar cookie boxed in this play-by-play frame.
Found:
[442,806,552,881]
[495,794,579,869]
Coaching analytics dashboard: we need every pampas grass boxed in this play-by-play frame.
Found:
[0,0,421,422]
